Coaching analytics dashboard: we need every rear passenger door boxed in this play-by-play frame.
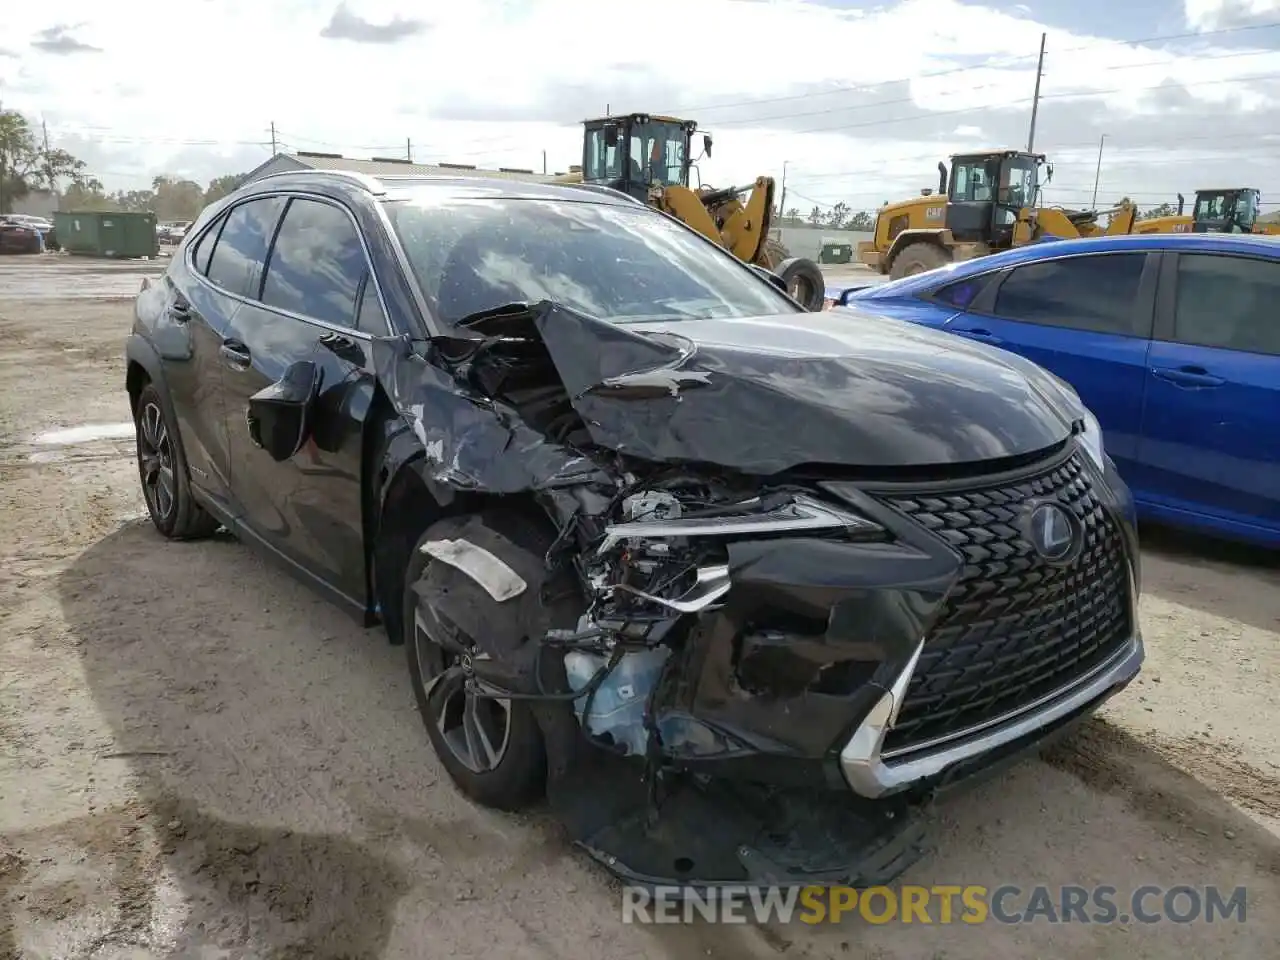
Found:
[222,194,388,607]
[944,251,1156,476]
[1138,250,1280,541]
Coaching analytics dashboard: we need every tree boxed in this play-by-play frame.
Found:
[204,173,248,205]
[807,205,823,226]
[150,175,206,222]
[60,180,118,212]
[1142,202,1176,219]
[824,202,850,229]
[847,210,874,231]
[0,109,95,213]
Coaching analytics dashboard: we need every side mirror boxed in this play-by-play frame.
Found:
[750,264,787,292]
[246,359,320,462]
[603,123,619,148]
[703,134,713,158]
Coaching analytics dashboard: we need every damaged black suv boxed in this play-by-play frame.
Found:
[125,169,1143,888]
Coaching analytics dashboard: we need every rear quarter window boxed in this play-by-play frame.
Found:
[929,273,997,309]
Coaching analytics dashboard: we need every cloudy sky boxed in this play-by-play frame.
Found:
[1,0,1278,214]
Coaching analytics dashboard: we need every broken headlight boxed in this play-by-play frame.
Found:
[597,491,883,555]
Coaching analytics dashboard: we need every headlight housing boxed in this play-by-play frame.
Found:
[598,492,883,554]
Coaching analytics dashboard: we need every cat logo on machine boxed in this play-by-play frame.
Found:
[924,206,944,222]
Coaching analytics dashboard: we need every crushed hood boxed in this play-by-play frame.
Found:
[529,303,1083,475]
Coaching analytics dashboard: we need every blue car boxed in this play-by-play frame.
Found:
[832,233,1280,549]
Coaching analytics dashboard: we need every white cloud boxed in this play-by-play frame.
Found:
[2,0,1279,214]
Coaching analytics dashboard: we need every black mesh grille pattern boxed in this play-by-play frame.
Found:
[877,452,1132,756]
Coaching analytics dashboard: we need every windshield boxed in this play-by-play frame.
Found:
[999,157,1038,210]
[385,195,799,327]
[629,121,687,187]
[1236,190,1259,228]
[1194,192,1230,221]
[584,127,622,182]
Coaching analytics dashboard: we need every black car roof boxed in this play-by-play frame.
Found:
[242,170,644,207]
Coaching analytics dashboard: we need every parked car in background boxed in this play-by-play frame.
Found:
[124,169,1142,887]
[0,216,45,254]
[834,233,1280,549]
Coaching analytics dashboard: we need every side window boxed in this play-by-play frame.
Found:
[992,253,1147,336]
[261,198,367,327]
[189,213,226,276]
[930,273,996,310]
[1172,254,1280,357]
[205,197,286,298]
[355,274,388,334]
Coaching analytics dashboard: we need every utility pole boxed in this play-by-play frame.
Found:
[1091,134,1107,210]
[41,118,54,192]
[270,122,277,156]
[1026,32,1046,152]
[406,137,412,162]
[542,149,547,175]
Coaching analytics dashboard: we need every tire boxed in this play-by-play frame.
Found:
[134,382,220,540]
[402,509,577,811]
[888,242,952,281]
[776,256,827,310]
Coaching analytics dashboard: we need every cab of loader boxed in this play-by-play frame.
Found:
[944,150,1046,248]
[581,113,712,202]
[1192,188,1260,233]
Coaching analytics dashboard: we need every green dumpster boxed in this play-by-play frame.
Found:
[53,210,159,259]
[819,238,853,264]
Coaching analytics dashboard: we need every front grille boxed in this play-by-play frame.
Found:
[876,450,1132,756]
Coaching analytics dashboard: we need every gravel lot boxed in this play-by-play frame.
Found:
[0,254,1277,959]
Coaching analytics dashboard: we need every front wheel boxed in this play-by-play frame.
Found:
[776,256,827,310]
[888,242,952,280]
[402,513,554,811]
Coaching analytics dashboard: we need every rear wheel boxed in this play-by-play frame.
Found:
[888,242,952,280]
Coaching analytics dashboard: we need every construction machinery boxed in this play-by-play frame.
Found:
[856,149,1140,280]
[555,112,828,310]
[1134,188,1280,235]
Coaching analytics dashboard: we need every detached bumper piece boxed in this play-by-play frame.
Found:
[546,747,928,891]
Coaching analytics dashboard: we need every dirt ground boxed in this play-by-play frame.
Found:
[0,254,1277,960]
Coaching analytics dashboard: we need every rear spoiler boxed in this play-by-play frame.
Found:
[823,283,875,309]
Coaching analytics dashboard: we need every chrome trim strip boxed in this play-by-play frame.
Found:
[841,555,1144,799]
[187,190,394,339]
[841,632,1143,798]
[612,563,731,614]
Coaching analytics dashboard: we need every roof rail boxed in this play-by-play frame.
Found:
[254,168,387,195]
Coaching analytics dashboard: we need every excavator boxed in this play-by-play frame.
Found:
[1134,187,1280,235]
[856,149,1140,280]
[553,112,828,310]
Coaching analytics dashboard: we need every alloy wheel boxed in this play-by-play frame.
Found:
[413,603,512,774]
[138,401,176,522]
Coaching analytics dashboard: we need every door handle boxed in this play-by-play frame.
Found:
[959,327,1004,345]
[167,299,191,323]
[219,339,251,370]
[1152,365,1224,388]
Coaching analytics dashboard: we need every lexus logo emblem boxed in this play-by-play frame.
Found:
[1025,501,1080,563]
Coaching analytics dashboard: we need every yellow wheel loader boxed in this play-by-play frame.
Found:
[856,150,1140,280]
[555,113,827,310]
[1134,188,1280,235]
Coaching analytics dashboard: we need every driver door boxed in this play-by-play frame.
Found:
[220,195,387,607]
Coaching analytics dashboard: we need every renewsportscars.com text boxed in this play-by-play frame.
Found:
[621,884,1248,925]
